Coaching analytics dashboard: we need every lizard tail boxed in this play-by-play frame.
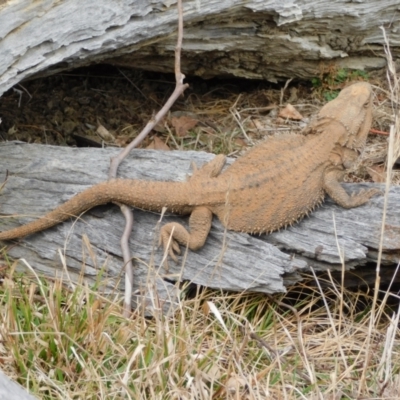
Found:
[0,178,189,240]
[0,181,117,240]
[0,178,190,241]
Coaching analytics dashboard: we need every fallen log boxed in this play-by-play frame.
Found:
[0,0,398,97]
[0,142,398,312]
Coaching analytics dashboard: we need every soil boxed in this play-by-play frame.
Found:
[0,64,396,183]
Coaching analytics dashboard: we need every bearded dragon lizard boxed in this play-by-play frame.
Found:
[0,82,380,260]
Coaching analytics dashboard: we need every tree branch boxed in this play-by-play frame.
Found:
[108,0,189,317]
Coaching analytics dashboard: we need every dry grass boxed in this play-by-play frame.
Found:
[0,263,399,399]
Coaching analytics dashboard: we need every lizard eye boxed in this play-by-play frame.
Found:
[363,99,370,108]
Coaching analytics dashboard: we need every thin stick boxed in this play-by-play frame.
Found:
[109,0,188,179]
[370,128,389,136]
[108,0,188,317]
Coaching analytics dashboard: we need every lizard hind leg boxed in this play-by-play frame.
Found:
[159,206,213,262]
[190,154,226,180]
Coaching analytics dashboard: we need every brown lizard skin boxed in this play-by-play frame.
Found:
[0,82,380,260]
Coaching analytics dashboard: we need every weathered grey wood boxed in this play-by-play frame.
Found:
[0,370,37,400]
[0,0,398,96]
[0,141,398,309]
[0,141,307,312]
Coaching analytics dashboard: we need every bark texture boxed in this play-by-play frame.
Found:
[0,0,398,97]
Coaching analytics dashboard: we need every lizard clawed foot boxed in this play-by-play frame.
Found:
[159,222,189,263]
[348,187,382,207]
[367,188,383,197]
[351,187,382,198]
[159,233,181,263]
[158,207,212,264]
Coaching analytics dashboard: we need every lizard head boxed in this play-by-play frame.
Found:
[318,82,373,152]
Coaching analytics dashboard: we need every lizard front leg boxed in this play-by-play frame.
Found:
[323,168,381,208]
[159,206,213,261]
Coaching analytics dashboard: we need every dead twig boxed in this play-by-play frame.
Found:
[107,0,188,317]
[370,128,389,136]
